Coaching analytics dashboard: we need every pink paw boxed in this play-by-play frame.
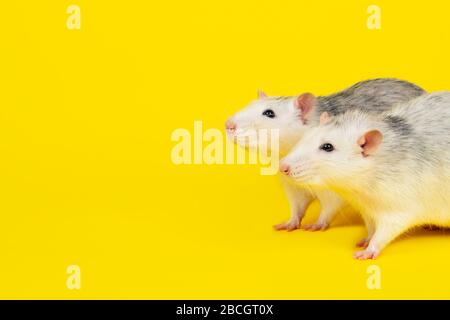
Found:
[356,238,370,248]
[353,249,380,260]
[273,220,299,232]
[302,222,329,232]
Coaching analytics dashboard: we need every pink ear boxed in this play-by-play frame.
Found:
[319,112,331,125]
[357,130,383,157]
[294,93,317,123]
[257,89,267,99]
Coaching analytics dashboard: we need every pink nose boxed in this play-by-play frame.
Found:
[280,163,290,175]
[226,118,236,131]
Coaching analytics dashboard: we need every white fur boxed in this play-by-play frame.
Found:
[227,79,424,232]
[281,92,450,259]
[227,96,346,230]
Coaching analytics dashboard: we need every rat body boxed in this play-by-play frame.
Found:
[226,79,425,231]
[280,92,450,259]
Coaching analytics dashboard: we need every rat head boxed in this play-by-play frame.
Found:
[225,90,318,155]
[279,111,383,187]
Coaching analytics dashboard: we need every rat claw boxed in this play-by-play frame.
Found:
[273,220,299,231]
[302,222,329,232]
[353,249,380,260]
[273,223,286,231]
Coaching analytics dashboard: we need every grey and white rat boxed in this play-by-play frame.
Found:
[226,79,425,231]
[280,92,450,259]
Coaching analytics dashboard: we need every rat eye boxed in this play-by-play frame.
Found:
[262,109,275,118]
[320,143,334,152]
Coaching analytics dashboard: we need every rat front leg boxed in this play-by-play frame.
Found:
[354,214,414,260]
[302,189,344,231]
[356,215,375,248]
[274,176,314,231]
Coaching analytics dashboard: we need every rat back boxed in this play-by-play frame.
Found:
[380,92,450,170]
[316,78,425,117]
[369,92,450,222]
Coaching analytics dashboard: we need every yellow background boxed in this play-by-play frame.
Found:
[0,0,450,299]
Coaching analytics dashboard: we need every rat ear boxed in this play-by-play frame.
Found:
[319,112,331,125]
[357,130,383,157]
[294,93,317,123]
[257,89,267,99]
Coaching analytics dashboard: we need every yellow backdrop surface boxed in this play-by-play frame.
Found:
[0,0,449,299]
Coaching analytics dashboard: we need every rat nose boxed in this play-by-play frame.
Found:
[226,118,236,131]
[279,163,291,175]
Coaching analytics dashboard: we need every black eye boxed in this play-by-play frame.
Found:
[320,143,334,152]
[262,109,275,118]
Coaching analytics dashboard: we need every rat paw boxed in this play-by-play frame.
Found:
[356,238,371,248]
[302,222,329,232]
[353,249,380,260]
[273,220,300,232]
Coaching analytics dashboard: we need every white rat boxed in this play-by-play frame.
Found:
[226,79,425,231]
[280,92,450,259]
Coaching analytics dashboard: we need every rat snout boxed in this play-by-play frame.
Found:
[225,118,237,133]
[279,162,291,175]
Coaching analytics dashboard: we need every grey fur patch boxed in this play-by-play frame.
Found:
[384,115,412,137]
[315,78,426,119]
